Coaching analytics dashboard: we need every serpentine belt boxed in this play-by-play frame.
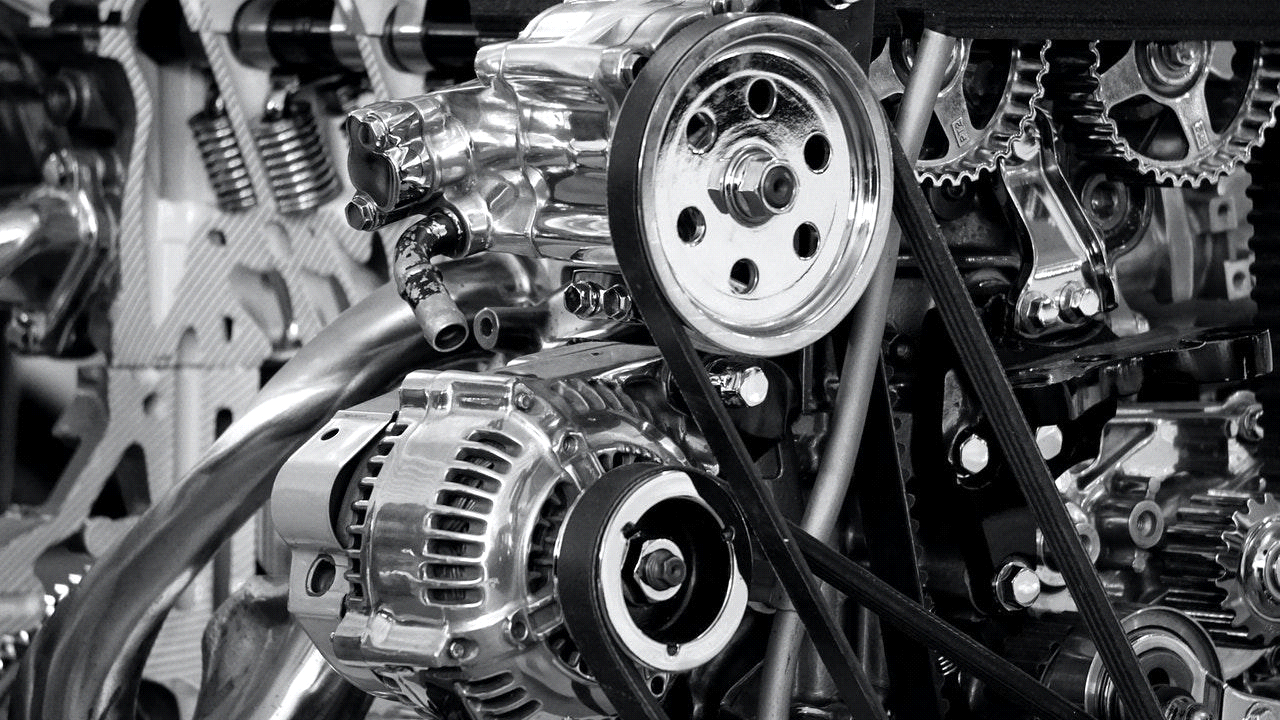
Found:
[566,15,1161,720]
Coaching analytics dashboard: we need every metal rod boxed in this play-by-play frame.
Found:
[756,29,957,720]
[791,522,1092,720]
[10,256,534,720]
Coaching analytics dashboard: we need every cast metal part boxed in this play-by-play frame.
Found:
[1054,41,1280,186]
[869,39,1046,185]
[274,370,696,718]
[624,13,892,356]
[343,0,724,262]
[998,114,1117,339]
[0,150,117,354]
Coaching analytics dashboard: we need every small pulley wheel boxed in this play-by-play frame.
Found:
[555,463,749,673]
[609,14,893,356]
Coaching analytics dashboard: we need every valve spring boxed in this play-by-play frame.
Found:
[188,106,258,212]
[254,100,341,214]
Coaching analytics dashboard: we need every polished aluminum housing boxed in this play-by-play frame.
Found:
[344,0,724,265]
[274,367,690,719]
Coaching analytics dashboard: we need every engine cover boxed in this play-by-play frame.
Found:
[272,360,701,718]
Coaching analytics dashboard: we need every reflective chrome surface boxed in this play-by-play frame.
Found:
[275,363,693,717]
[998,115,1118,338]
[192,577,372,720]
[345,0,723,266]
[12,254,536,720]
[632,14,892,355]
[869,39,1046,185]
[0,150,117,354]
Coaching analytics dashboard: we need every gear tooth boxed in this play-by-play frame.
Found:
[1160,493,1280,646]
[878,40,1046,185]
[1050,41,1280,185]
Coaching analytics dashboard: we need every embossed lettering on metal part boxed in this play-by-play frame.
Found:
[998,115,1117,339]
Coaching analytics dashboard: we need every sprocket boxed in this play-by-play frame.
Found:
[869,39,1047,186]
[1050,41,1280,186]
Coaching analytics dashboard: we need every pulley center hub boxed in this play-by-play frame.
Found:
[1140,41,1210,97]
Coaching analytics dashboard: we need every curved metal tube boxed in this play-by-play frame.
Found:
[193,577,372,720]
[757,29,959,720]
[10,254,534,720]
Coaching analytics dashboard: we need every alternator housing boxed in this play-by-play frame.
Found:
[273,360,692,718]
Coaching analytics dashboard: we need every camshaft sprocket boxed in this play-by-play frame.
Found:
[870,39,1047,186]
[1050,41,1280,186]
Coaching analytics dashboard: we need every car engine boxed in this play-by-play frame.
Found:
[0,1,1279,720]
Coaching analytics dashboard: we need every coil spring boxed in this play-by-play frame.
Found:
[188,106,258,212]
[254,100,341,214]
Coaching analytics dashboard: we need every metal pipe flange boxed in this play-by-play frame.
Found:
[612,14,893,356]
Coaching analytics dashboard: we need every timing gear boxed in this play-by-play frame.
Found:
[1050,41,1280,186]
[869,39,1046,186]
[1163,494,1280,647]
[272,363,721,720]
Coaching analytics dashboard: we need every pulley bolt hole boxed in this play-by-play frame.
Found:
[677,207,706,244]
[746,78,778,118]
[730,259,758,294]
[804,133,831,173]
[686,110,717,153]
[794,223,820,259]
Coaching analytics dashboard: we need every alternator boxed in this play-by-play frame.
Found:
[273,357,744,718]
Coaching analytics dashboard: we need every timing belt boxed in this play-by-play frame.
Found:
[887,136,1161,720]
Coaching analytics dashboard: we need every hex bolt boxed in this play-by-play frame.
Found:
[708,364,769,408]
[993,561,1041,610]
[954,433,990,475]
[1057,284,1102,324]
[563,280,603,318]
[602,284,634,322]
[1026,294,1061,330]
[1035,425,1064,460]
[447,638,473,661]
[638,549,687,591]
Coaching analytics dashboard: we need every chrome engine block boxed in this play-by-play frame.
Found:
[5,1,1280,720]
